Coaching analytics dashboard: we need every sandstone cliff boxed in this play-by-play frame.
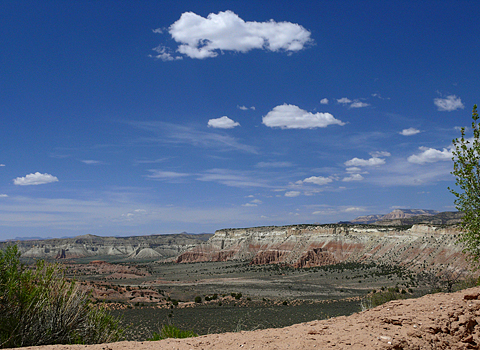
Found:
[0,233,212,261]
[175,224,468,273]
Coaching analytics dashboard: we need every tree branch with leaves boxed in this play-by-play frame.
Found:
[449,104,480,266]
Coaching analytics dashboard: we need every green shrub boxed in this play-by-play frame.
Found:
[0,245,123,348]
[360,289,407,311]
[148,325,197,341]
[194,296,202,303]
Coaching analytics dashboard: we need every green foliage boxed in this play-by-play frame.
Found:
[148,325,197,341]
[0,245,123,348]
[194,296,202,303]
[360,288,407,311]
[450,104,480,265]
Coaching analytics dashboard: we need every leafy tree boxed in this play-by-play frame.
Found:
[449,104,480,265]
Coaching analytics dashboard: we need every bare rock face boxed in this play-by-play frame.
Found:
[1,233,212,261]
[293,248,338,268]
[175,224,468,274]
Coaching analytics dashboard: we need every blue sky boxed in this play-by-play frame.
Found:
[1,1,479,239]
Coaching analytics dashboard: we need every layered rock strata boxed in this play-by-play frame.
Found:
[1,233,212,260]
[175,224,468,273]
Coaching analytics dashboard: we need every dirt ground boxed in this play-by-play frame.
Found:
[13,286,480,350]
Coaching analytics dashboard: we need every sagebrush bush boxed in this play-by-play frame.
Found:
[360,288,407,311]
[0,245,123,348]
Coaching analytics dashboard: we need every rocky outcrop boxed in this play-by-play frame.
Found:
[347,209,463,225]
[1,233,212,261]
[293,248,338,268]
[175,224,468,274]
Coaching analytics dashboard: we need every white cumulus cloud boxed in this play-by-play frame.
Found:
[285,191,301,197]
[346,167,362,173]
[337,97,352,104]
[320,98,329,105]
[350,101,370,108]
[370,151,391,158]
[344,157,386,167]
[13,172,59,186]
[342,174,364,182]
[400,128,421,136]
[301,176,333,186]
[337,97,369,108]
[237,105,255,110]
[150,45,183,61]
[207,116,240,129]
[161,10,313,59]
[407,146,453,164]
[434,95,464,111]
[262,104,345,129]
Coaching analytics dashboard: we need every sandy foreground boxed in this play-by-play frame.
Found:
[13,286,480,350]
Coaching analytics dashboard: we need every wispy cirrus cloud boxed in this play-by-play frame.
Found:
[196,168,268,188]
[152,10,313,60]
[134,158,169,165]
[255,161,293,168]
[81,160,103,165]
[146,170,190,181]
[129,121,258,154]
[365,158,453,186]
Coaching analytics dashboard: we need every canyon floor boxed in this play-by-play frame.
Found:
[54,259,469,340]
[13,285,480,350]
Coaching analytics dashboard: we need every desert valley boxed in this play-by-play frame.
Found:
[3,209,479,348]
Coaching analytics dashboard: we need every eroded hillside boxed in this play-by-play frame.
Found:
[0,233,212,261]
[176,224,468,274]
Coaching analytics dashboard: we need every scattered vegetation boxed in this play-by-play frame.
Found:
[0,245,123,348]
[148,324,197,341]
[360,287,408,311]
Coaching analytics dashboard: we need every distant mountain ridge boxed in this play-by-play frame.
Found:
[0,233,213,261]
[346,209,463,225]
